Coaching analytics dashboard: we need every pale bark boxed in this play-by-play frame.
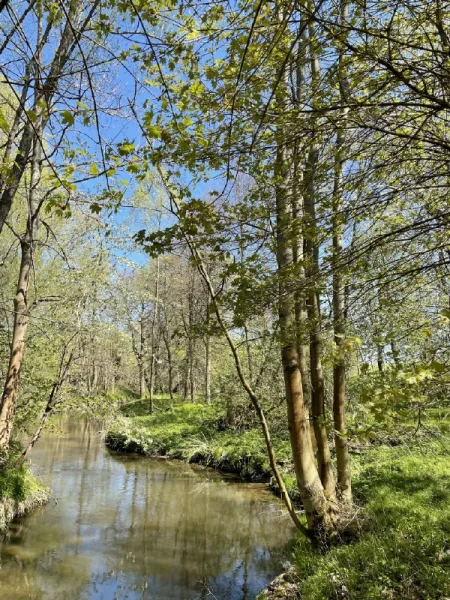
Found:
[205,333,211,404]
[162,324,174,403]
[276,139,335,534]
[332,0,352,504]
[139,316,146,398]
[148,257,160,413]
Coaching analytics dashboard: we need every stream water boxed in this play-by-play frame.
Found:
[0,417,295,600]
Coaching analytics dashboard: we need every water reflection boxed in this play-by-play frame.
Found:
[0,417,295,599]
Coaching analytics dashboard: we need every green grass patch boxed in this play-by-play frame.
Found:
[106,397,294,485]
[290,437,450,600]
[0,451,49,532]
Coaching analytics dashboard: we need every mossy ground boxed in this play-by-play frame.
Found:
[0,451,49,532]
[107,397,450,600]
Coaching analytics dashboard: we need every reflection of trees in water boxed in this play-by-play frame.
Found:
[0,418,294,600]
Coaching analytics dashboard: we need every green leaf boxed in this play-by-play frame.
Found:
[61,110,75,126]
[118,142,135,156]
[90,202,102,214]
[0,110,9,133]
[146,125,161,139]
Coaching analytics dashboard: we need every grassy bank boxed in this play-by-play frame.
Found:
[105,398,294,491]
[257,419,450,600]
[0,454,49,533]
[107,397,450,600]
[287,438,450,599]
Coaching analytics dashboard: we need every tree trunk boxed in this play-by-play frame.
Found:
[0,238,32,448]
[303,11,336,502]
[148,257,160,413]
[304,145,336,502]
[332,182,351,502]
[332,0,352,504]
[205,333,211,404]
[0,122,42,448]
[391,340,400,366]
[166,340,174,404]
[377,345,384,372]
[139,363,146,399]
[274,60,336,536]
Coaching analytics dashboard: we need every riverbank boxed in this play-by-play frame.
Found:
[106,399,450,600]
[105,399,298,497]
[0,457,49,533]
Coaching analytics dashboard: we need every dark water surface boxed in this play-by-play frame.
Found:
[0,418,295,600]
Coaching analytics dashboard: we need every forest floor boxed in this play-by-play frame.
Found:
[0,452,49,533]
[105,397,450,600]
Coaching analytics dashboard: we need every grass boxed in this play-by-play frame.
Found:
[285,438,450,600]
[106,397,450,600]
[0,450,49,532]
[105,396,294,485]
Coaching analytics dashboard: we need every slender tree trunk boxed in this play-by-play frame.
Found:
[189,355,196,403]
[391,340,400,366]
[205,333,211,404]
[139,363,146,399]
[0,122,42,448]
[165,336,174,404]
[139,316,146,398]
[303,10,336,501]
[148,257,160,413]
[238,220,254,385]
[91,363,98,395]
[331,0,352,504]
[332,154,351,501]
[292,12,312,413]
[377,345,384,372]
[243,323,254,384]
[0,238,32,449]
[182,354,189,402]
[304,146,336,501]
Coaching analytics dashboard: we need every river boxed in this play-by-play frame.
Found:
[0,417,296,600]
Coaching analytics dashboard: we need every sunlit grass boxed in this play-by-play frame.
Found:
[0,451,49,531]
